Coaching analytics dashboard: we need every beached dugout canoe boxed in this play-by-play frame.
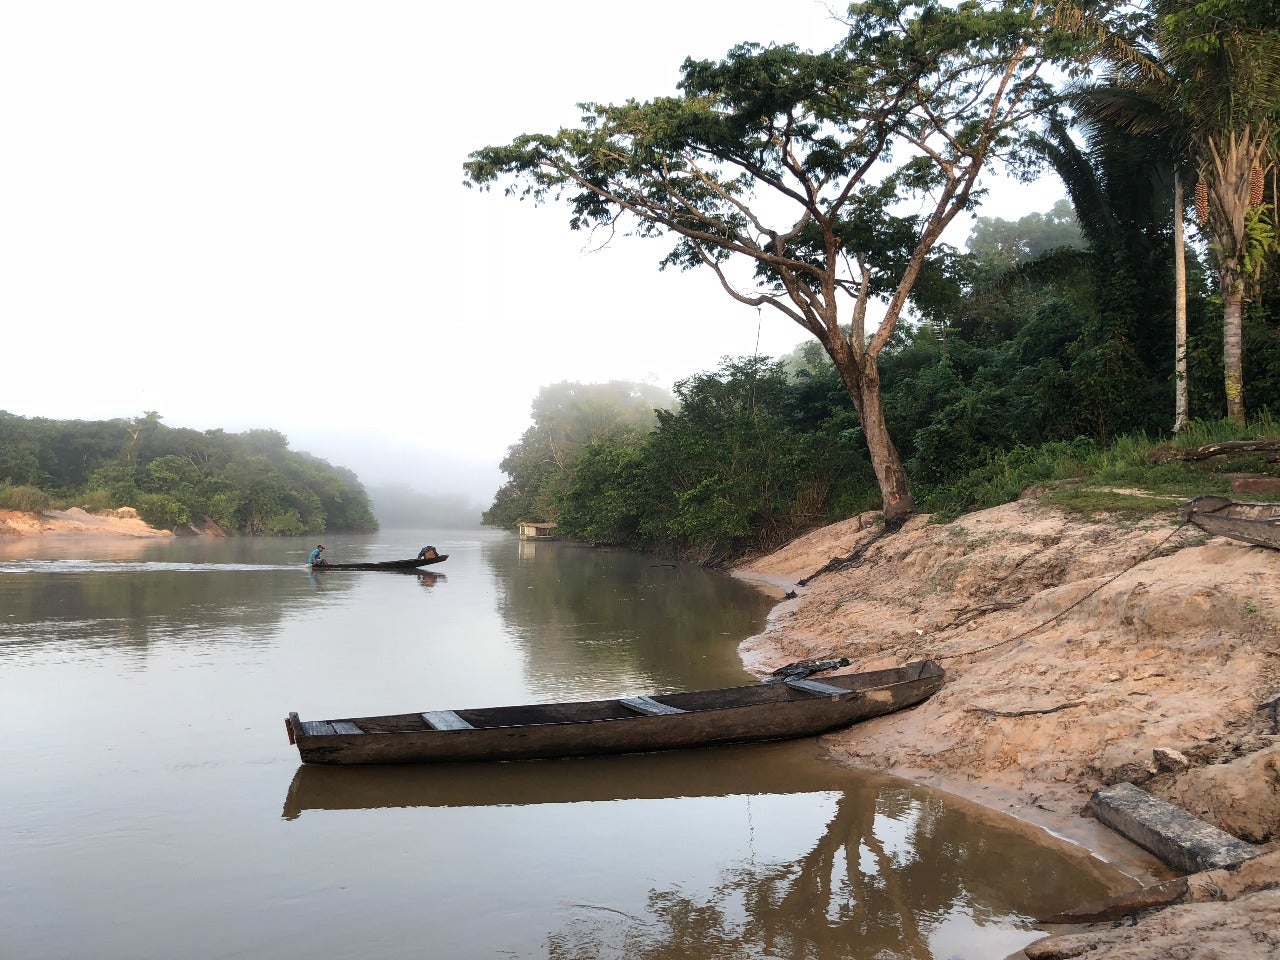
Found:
[284,659,945,765]
[1180,495,1280,550]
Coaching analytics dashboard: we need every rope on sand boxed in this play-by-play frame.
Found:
[938,521,1196,662]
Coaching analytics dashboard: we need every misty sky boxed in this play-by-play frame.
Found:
[1,2,1064,505]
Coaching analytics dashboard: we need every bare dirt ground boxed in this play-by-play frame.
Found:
[735,494,1280,959]
[0,506,173,538]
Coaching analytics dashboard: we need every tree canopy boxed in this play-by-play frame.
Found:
[465,0,1075,524]
[0,411,377,535]
[1059,0,1280,423]
[483,380,676,530]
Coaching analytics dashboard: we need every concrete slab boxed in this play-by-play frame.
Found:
[1090,782,1260,874]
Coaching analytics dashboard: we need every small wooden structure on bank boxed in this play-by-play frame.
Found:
[517,521,558,541]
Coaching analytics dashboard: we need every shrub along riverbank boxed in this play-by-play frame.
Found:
[486,359,1280,565]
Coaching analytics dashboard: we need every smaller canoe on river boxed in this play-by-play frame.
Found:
[311,554,448,571]
[1180,495,1280,551]
[285,659,945,765]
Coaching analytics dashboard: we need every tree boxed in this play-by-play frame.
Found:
[966,198,1085,269]
[483,380,675,529]
[1060,0,1280,425]
[1173,1,1280,424]
[465,1,1065,525]
[1029,109,1185,439]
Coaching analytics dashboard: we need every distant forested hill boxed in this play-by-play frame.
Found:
[0,411,377,535]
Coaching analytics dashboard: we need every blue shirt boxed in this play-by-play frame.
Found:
[308,548,324,565]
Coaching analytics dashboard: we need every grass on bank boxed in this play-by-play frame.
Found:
[919,416,1280,522]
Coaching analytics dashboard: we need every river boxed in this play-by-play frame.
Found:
[0,529,1127,959]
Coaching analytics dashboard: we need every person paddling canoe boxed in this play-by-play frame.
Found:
[308,544,327,566]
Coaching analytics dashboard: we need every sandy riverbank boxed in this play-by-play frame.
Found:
[0,506,174,538]
[733,494,1279,959]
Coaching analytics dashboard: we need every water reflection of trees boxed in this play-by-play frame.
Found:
[484,541,775,691]
[545,783,1115,960]
[0,569,352,650]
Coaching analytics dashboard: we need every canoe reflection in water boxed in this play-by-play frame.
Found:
[308,569,444,591]
[282,740,852,817]
[282,743,1130,959]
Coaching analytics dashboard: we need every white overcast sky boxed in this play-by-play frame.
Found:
[1,1,1064,503]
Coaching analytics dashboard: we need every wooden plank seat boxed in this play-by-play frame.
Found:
[422,710,475,730]
[784,678,849,696]
[297,719,364,736]
[619,695,686,716]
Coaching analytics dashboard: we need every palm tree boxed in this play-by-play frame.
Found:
[1061,79,1194,431]
[1059,0,1280,425]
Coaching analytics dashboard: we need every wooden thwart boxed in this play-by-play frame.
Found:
[620,696,686,716]
[785,677,850,696]
[422,710,475,730]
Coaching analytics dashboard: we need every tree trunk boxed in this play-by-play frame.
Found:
[1222,280,1246,424]
[1173,171,1188,433]
[833,358,914,525]
[1201,127,1267,426]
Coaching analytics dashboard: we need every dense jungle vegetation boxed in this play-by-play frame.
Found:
[0,411,377,535]
[485,199,1280,564]
[473,0,1280,564]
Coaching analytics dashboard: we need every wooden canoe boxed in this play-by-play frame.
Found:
[285,659,945,765]
[1180,496,1280,550]
[311,554,448,571]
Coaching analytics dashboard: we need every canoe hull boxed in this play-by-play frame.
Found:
[313,555,448,571]
[1181,496,1280,550]
[287,660,944,765]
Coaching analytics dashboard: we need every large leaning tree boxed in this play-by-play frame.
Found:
[465,1,1068,526]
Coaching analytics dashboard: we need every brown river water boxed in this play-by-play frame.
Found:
[0,530,1129,959]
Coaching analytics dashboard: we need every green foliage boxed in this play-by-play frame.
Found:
[502,358,875,563]
[0,410,377,535]
[918,439,1098,520]
[482,381,676,530]
[918,417,1280,522]
[78,488,114,512]
[466,2,1071,520]
[483,187,1280,565]
[966,199,1086,270]
[482,176,1280,564]
[1041,488,1182,517]
[0,483,51,513]
[135,493,190,530]
[555,439,651,547]
[1243,205,1279,281]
